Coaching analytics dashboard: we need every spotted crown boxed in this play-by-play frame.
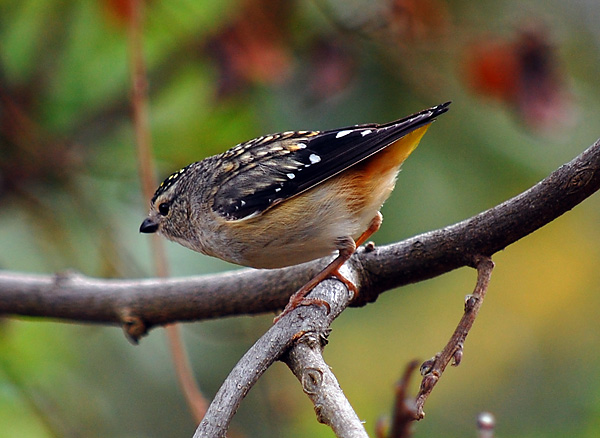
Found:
[151,163,196,203]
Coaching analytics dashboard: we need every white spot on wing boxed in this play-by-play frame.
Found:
[361,129,372,136]
[275,187,281,192]
[309,154,321,164]
[240,200,246,206]
[286,173,295,179]
[335,130,352,138]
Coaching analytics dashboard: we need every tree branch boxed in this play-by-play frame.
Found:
[1,139,598,437]
[193,266,358,437]
[282,331,369,438]
[0,138,599,338]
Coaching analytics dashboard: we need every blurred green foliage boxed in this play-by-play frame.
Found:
[1,0,600,437]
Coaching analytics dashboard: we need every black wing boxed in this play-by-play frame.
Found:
[213,102,450,220]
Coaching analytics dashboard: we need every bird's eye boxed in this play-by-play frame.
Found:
[158,202,170,216]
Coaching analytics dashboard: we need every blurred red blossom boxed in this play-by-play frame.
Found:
[463,24,576,133]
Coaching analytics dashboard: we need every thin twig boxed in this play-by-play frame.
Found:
[128,0,158,212]
[127,0,207,421]
[388,360,419,438]
[165,324,208,421]
[414,256,495,419]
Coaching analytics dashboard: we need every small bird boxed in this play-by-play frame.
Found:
[140,102,450,320]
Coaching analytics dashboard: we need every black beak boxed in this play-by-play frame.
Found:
[140,218,159,233]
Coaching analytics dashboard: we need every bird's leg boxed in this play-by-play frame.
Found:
[354,212,383,247]
[273,212,383,323]
[273,240,354,323]
[329,211,382,293]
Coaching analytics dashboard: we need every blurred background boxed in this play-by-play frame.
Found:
[1,0,600,436]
